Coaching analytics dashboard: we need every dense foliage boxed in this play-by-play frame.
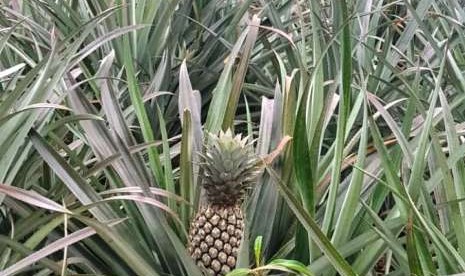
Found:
[1,0,465,275]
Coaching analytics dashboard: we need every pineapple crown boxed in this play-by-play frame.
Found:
[199,129,262,205]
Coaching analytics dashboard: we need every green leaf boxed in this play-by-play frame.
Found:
[222,15,260,130]
[406,214,422,276]
[322,0,353,233]
[266,166,358,276]
[226,268,252,276]
[268,259,315,276]
[180,109,194,230]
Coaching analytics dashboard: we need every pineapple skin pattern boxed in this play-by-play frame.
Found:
[187,130,261,275]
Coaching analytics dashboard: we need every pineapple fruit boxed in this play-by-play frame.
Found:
[188,130,262,275]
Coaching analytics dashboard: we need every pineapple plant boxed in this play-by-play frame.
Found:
[187,130,262,275]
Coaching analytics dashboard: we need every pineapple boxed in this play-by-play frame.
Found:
[188,130,262,275]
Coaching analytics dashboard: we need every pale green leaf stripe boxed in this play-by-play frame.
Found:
[0,63,25,78]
